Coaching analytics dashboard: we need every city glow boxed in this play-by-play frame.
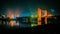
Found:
[0,8,54,27]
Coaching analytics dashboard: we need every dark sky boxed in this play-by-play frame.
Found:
[0,0,59,8]
[0,0,60,16]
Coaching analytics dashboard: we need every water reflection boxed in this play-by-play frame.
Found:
[0,16,58,28]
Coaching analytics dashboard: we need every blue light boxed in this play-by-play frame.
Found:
[50,9,55,12]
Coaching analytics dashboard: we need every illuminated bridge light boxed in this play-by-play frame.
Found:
[37,8,54,25]
[41,9,48,24]
[37,8,42,25]
[44,10,48,24]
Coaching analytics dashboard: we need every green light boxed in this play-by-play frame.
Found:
[31,24,37,27]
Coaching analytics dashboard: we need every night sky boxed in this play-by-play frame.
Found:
[0,0,60,17]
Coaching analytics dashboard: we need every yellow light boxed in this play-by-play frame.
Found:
[44,10,48,24]
[37,8,42,25]
[9,21,16,27]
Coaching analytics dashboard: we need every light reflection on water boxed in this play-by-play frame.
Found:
[1,21,36,28]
